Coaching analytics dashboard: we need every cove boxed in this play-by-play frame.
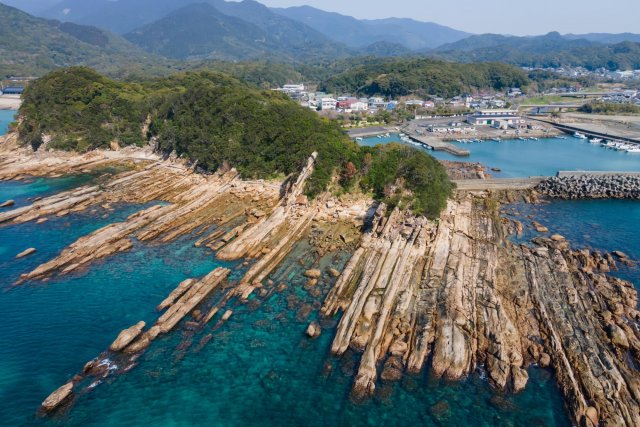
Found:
[359,134,640,178]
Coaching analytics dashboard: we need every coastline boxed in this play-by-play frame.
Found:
[1,139,639,426]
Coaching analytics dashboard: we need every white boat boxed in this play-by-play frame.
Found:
[626,146,640,153]
[355,137,363,142]
[589,138,603,144]
[574,132,588,139]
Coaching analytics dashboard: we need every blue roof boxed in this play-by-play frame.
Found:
[2,87,24,94]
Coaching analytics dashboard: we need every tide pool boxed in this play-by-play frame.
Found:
[359,134,640,178]
[0,177,571,427]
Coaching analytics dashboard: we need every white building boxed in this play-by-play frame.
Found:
[467,110,525,127]
[321,98,337,110]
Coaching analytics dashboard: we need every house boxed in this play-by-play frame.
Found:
[423,101,435,109]
[368,97,386,110]
[336,98,368,112]
[386,101,398,111]
[320,98,337,110]
[467,110,525,127]
[508,88,523,97]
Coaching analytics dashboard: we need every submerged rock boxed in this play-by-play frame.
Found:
[304,269,322,279]
[0,199,15,208]
[16,248,36,258]
[306,321,321,338]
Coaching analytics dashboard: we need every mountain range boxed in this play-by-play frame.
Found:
[0,3,169,77]
[2,0,640,76]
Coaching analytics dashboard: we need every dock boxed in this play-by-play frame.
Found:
[532,118,640,145]
[453,177,546,191]
[404,130,470,157]
[347,127,390,138]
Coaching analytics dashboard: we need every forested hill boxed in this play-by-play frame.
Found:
[0,3,168,78]
[434,32,640,71]
[18,67,454,217]
[319,58,529,98]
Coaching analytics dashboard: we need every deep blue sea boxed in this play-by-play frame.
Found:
[360,134,640,178]
[6,123,640,426]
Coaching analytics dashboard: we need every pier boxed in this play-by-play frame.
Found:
[347,127,391,138]
[453,177,546,191]
[532,118,640,145]
[403,127,470,156]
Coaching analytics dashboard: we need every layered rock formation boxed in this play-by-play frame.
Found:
[322,193,640,426]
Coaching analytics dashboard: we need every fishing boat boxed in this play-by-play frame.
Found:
[574,132,588,139]
[589,138,603,144]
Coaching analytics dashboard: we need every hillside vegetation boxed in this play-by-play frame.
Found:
[319,58,529,98]
[435,33,640,71]
[18,67,454,217]
[0,3,169,78]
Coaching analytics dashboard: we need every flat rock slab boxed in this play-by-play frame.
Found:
[41,382,73,412]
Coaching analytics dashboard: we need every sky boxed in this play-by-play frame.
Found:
[259,0,640,36]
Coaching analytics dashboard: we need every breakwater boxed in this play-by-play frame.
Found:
[537,173,640,199]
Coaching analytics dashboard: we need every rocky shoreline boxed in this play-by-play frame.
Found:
[320,192,640,426]
[537,174,640,199]
[3,136,639,426]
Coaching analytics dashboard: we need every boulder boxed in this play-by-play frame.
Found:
[511,367,529,392]
[303,269,321,279]
[16,248,36,259]
[0,199,15,208]
[109,321,146,352]
[550,234,565,242]
[41,382,73,412]
[328,268,341,278]
[539,353,551,368]
[585,406,599,427]
[608,324,630,349]
[612,250,629,259]
[306,321,321,338]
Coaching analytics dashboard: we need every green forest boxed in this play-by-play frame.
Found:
[319,58,529,98]
[18,67,454,217]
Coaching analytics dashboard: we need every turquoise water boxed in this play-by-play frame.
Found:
[0,177,571,426]
[0,110,16,134]
[0,174,107,208]
[359,134,640,178]
[506,199,640,286]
